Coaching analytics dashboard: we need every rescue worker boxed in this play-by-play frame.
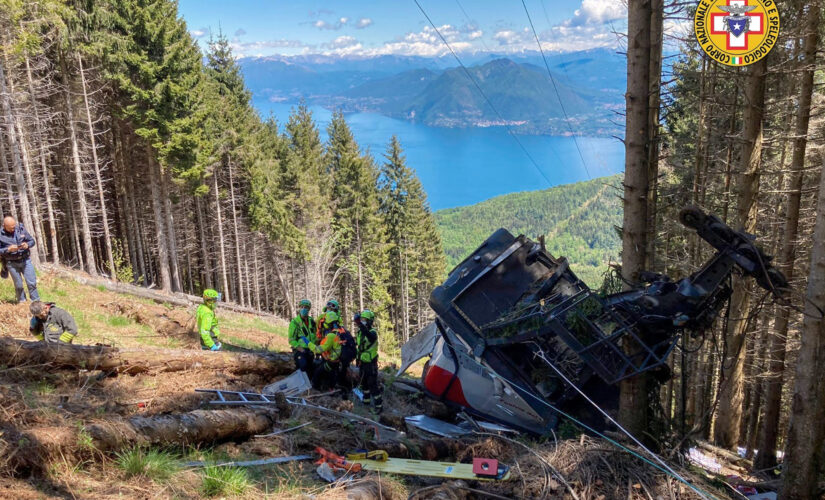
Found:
[197,289,222,350]
[354,310,382,413]
[315,299,340,344]
[288,299,317,372]
[313,310,355,395]
[29,301,78,344]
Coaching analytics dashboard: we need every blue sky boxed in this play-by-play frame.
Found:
[177,0,630,58]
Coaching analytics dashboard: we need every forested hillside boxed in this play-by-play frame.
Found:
[436,175,622,286]
[0,0,445,350]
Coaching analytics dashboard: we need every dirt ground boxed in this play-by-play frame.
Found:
[0,269,737,499]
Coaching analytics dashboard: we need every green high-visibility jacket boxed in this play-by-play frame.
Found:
[317,332,342,362]
[356,323,379,363]
[288,315,316,349]
[197,303,220,348]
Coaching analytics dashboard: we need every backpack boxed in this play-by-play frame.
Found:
[337,328,357,365]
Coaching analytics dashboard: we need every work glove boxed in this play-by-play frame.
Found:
[59,332,75,344]
[308,342,318,354]
[210,342,222,351]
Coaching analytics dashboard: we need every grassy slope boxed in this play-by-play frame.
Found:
[435,175,622,287]
[0,271,288,351]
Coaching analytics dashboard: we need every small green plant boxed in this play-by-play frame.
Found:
[115,447,178,481]
[34,380,55,395]
[106,315,132,327]
[76,426,96,451]
[109,239,135,283]
[556,418,583,440]
[200,466,250,497]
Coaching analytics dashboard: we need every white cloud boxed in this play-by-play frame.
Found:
[234,28,246,37]
[564,0,626,27]
[190,28,208,39]
[339,17,349,24]
[321,35,364,55]
[468,30,483,40]
[355,17,373,29]
[357,25,474,57]
[230,39,312,57]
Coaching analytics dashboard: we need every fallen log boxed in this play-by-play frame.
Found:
[41,264,283,319]
[0,337,294,376]
[2,406,284,474]
[87,406,283,451]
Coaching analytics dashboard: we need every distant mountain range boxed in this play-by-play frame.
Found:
[239,49,626,137]
[435,175,622,287]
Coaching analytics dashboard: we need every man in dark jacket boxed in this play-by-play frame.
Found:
[0,216,39,302]
[30,301,78,344]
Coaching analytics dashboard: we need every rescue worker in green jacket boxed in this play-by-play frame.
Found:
[312,310,351,394]
[29,301,78,344]
[314,299,340,344]
[197,289,222,351]
[288,299,317,373]
[353,309,382,413]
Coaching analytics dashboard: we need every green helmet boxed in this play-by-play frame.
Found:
[298,299,311,308]
[325,299,340,312]
[360,310,375,321]
[325,310,340,324]
[203,289,219,300]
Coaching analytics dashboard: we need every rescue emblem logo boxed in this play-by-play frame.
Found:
[694,0,780,66]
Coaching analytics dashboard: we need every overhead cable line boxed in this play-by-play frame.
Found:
[413,0,554,187]
[521,0,592,180]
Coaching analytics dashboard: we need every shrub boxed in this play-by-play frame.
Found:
[200,466,250,497]
[115,447,178,481]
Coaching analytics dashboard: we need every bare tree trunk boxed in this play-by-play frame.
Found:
[77,54,115,279]
[60,54,97,275]
[644,0,663,271]
[781,155,825,499]
[253,240,261,310]
[195,195,212,288]
[159,166,181,291]
[618,0,653,438]
[756,2,819,469]
[213,171,230,299]
[227,155,246,306]
[714,59,767,449]
[356,215,364,310]
[24,54,59,264]
[125,158,148,285]
[0,59,37,260]
[146,147,171,291]
[0,137,18,217]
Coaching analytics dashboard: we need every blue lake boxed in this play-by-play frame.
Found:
[254,99,625,211]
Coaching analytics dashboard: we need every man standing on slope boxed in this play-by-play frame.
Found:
[354,309,382,413]
[0,216,39,303]
[198,289,222,351]
[288,298,317,373]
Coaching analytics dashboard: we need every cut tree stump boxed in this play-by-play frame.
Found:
[0,337,293,376]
